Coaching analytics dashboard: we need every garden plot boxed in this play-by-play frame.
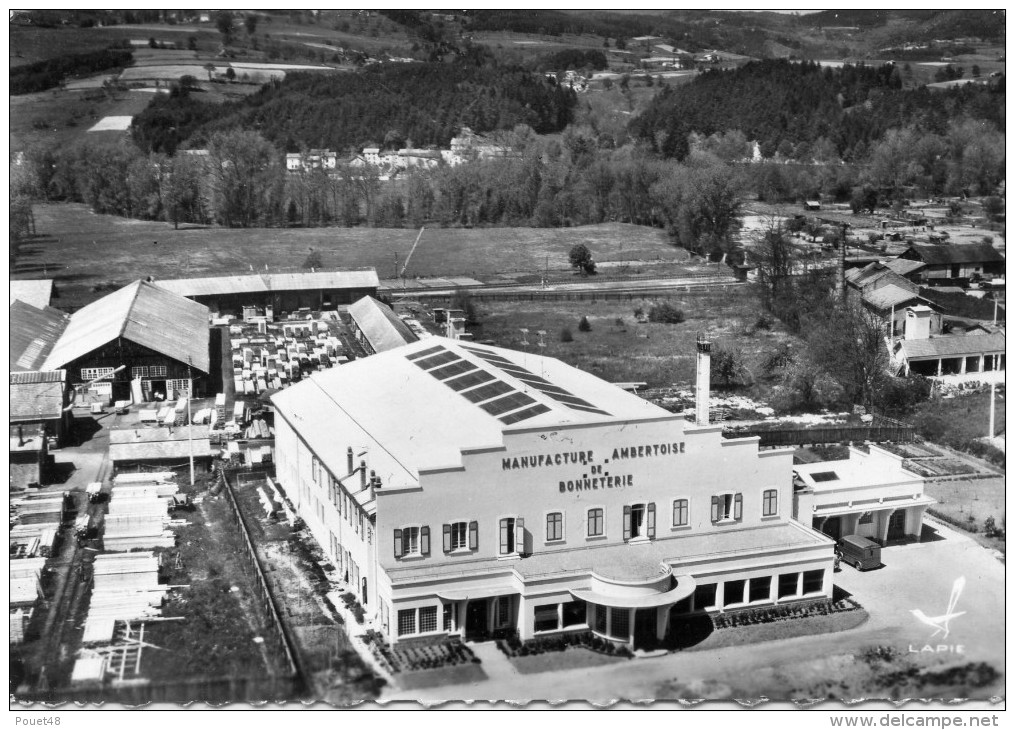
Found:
[87,116,133,132]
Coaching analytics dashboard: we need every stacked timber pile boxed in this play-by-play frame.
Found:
[102,479,179,551]
[81,552,167,645]
[11,493,66,526]
[9,557,47,645]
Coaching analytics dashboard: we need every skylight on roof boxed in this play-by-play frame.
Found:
[810,471,839,482]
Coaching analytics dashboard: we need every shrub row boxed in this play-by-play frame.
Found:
[339,592,366,623]
[361,631,478,674]
[496,630,633,659]
[711,597,861,630]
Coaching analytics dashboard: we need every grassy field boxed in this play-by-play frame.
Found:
[18,203,685,308]
[925,477,1004,547]
[10,88,152,150]
[471,289,792,389]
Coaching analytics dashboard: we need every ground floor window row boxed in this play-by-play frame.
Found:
[387,569,827,643]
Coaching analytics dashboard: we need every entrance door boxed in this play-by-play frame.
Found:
[887,510,906,541]
[633,608,657,650]
[465,600,488,641]
[822,516,842,540]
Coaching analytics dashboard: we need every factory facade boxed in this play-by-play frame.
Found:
[272,337,835,648]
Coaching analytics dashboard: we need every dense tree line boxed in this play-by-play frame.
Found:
[632,59,1004,163]
[26,126,745,255]
[132,62,577,156]
[10,49,133,95]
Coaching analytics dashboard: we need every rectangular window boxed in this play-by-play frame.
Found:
[859,512,873,525]
[534,604,560,633]
[587,508,604,537]
[443,604,455,632]
[500,517,515,554]
[749,576,772,603]
[693,583,717,610]
[81,367,116,382]
[546,512,563,542]
[723,579,746,607]
[401,527,420,556]
[496,596,512,627]
[673,499,689,527]
[711,493,742,522]
[562,600,586,627]
[609,608,630,640]
[594,605,607,633]
[149,365,167,377]
[763,489,778,517]
[131,366,149,379]
[397,609,416,637]
[419,606,438,633]
[778,573,799,599]
[446,521,468,552]
[802,569,825,595]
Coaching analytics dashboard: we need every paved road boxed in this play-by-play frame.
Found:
[381,518,1005,704]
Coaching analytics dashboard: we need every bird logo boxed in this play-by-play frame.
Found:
[911,577,966,640]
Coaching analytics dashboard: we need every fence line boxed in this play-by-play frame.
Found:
[409,284,740,305]
[723,418,916,447]
[217,466,308,697]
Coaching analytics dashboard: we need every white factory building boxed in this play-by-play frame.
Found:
[271,338,835,648]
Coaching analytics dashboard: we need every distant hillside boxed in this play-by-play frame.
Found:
[132,61,577,155]
[631,59,1005,160]
[807,9,1005,41]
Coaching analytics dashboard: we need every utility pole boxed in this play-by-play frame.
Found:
[187,357,194,487]
[988,381,996,441]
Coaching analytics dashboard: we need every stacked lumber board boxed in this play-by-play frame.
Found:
[102,481,178,551]
[11,494,65,526]
[82,553,167,645]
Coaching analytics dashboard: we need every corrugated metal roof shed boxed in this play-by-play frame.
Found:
[899,332,1006,360]
[109,438,213,462]
[9,301,70,372]
[884,258,926,276]
[42,281,210,373]
[109,425,210,444]
[862,284,931,312]
[348,296,418,353]
[154,270,379,298]
[10,370,66,421]
[902,243,1005,266]
[9,279,54,309]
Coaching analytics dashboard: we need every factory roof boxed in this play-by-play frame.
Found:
[108,426,213,462]
[883,258,926,277]
[9,370,67,422]
[862,283,933,312]
[897,331,1006,360]
[348,296,418,353]
[272,337,669,486]
[9,301,70,372]
[901,242,1005,266]
[794,446,924,492]
[154,269,379,298]
[9,279,54,309]
[42,281,210,373]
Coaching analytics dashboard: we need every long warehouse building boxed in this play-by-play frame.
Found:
[272,337,835,648]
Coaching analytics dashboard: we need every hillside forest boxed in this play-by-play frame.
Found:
[12,57,1005,258]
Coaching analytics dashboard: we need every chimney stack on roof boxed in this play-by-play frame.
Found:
[360,459,367,488]
[18,425,24,447]
[695,334,711,427]
[347,447,353,475]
